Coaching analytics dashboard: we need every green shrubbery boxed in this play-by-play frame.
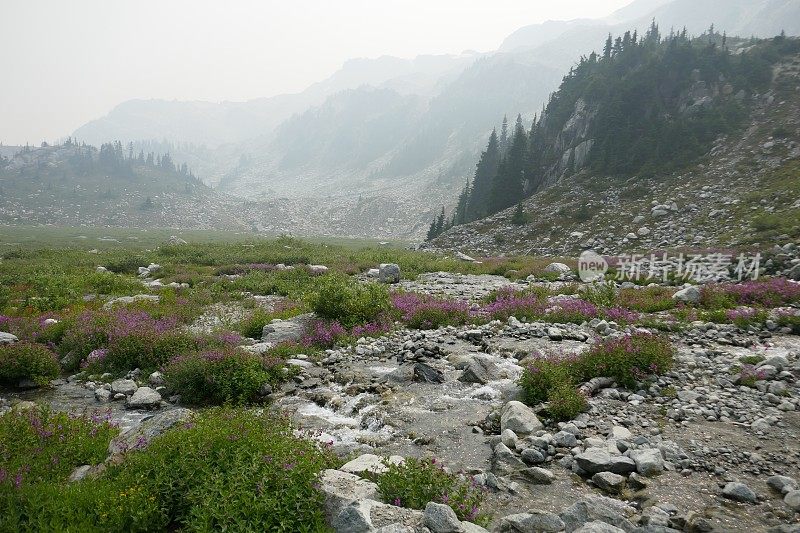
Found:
[519,333,674,421]
[0,406,117,490]
[163,350,288,405]
[0,343,60,385]
[375,457,488,525]
[2,408,337,532]
[307,275,390,328]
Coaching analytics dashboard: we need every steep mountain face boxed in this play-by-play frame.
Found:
[425,39,800,257]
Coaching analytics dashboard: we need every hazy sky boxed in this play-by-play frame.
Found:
[0,0,632,144]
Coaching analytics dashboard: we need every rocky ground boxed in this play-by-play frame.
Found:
[5,268,800,532]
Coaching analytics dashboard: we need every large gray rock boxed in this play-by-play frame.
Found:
[499,510,565,532]
[0,332,19,345]
[560,496,635,532]
[576,449,635,475]
[672,286,700,304]
[111,379,138,395]
[785,490,800,511]
[108,408,192,455]
[423,502,463,533]
[629,449,664,476]
[722,482,757,503]
[574,521,627,533]
[334,500,374,533]
[544,262,572,274]
[458,356,497,385]
[493,442,526,474]
[261,313,314,344]
[592,472,626,494]
[767,475,798,495]
[500,401,543,436]
[320,469,380,523]
[103,294,160,309]
[378,263,401,284]
[127,387,162,409]
[340,454,404,476]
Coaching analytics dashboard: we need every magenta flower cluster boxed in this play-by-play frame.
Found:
[390,293,471,323]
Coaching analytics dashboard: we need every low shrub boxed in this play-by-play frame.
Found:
[542,299,598,324]
[575,333,674,389]
[0,343,60,385]
[391,292,471,329]
[617,287,676,312]
[308,275,391,328]
[519,333,674,418]
[0,407,117,489]
[580,283,618,308]
[2,408,337,532]
[163,349,287,405]
[99,331,196,374]
[480,292,543,321]
[702,278,800,309]
[776,310,800,333]
[376,457,488,525]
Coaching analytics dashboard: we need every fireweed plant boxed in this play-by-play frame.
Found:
[519,332,675,421]
[375,457,489,525]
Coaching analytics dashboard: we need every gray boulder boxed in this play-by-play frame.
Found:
[458,356,497,385]
[108,408,192,455]
[544,262,572,274]
[672,286,700,304]
[320,469,380,523]
[110,379,138,395]
[767,475,797,494]
[592,472,626,494]
[0,332,18,345]
[785,490,800,512]
[500,401,543,435]
[560,496,635,532]
[629,449,664,476]
[499,510,564,532]
[574,521,627,533]
[261,313,314,344]
[127,387,162,409]
[722,482,757,503]
[378,263,401,284]
[334,500,374,533]
[423,502,463,533]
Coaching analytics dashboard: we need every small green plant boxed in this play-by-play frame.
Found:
[510,203,530,225]
[307,275,390,328]
[546,382,589,421]
[375,457,488,525]
[0,342,60,385]
[739,355,765,365]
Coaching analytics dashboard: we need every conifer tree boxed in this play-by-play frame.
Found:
[489,115,526,214]
[466,128,500,221]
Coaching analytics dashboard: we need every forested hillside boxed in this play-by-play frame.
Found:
[0,140,252,229]
[429,28,800,238]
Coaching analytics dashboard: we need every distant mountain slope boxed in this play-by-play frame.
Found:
[0,142,253,229]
